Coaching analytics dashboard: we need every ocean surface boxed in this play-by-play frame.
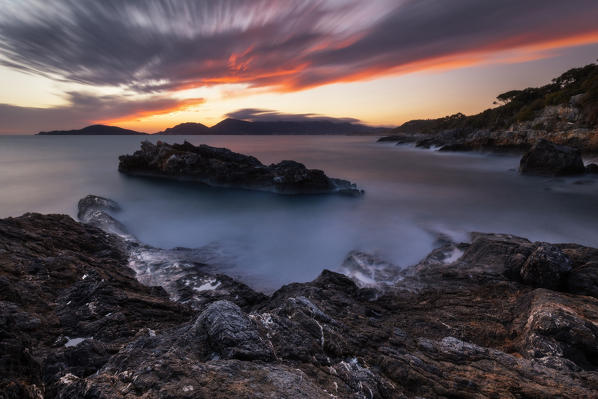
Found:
[1,135,597,290]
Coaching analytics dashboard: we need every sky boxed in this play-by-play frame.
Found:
[0,0,598,134]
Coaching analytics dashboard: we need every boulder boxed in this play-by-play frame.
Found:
[586,163,598,174]
[567,261,598,298]
[519,244,572,290]
[77,194,130,238]
[119,141,363,195]
[190,300,274,361]
[519,139,585,176]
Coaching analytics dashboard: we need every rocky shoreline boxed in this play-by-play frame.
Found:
[2,196,598,398]
[118,141,363,196]
[378,125,598,154]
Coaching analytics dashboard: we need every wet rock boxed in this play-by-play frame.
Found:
[340,250,402,288]
[77,194,130,238]
[3,212,598,398]
[519,139,585,176]
[519,244,572,289]
[515,290,598,370]
[119,140,363,195]
[567,261,598,298]
[0,213,191,397]
[191,300,274,361]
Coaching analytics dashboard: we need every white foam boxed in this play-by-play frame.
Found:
[64,337,90,347]
[443,248,464,264]
[193,279,221,291]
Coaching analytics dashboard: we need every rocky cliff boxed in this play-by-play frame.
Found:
[380,62,598,154]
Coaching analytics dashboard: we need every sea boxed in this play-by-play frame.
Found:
[1,134,597,290]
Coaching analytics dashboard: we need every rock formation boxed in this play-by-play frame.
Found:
[2,197,598,398]
[118,141,363,195]
[519,139,586,176]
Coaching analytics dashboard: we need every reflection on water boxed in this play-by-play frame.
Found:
[1,135,597,290]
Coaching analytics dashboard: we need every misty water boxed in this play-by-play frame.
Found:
[1,135,597,291]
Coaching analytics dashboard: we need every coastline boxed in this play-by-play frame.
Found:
[2,197,598,398]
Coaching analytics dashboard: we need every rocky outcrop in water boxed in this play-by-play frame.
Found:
[2,201,598,398]
[378,125,598,154]
[118,141,363,195]
[519,139,586,176]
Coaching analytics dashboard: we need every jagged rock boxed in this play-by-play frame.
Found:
[3,213,598,398]
[118,141,363,195]
[567,261,598,298]
[340,250,402,287]
[519,244,572,289]
[519,139,586,176]
[0,213,191,398]
[76,194,130,238]
[191,300,274,361]
[515,289,598,370]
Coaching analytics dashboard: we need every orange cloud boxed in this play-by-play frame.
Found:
[95,97,205,125]
[274,29,598,92]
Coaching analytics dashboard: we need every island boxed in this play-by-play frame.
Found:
[37,124,147,135]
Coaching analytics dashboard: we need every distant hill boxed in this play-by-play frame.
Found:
[37,124,147,135]
[37,118,388,136]
[157,122,210,135]
[158,118,389,135]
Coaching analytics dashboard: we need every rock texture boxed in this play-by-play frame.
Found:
[2,209,598,398]
[519,139,586,176]
[118,141,363,195]
[0,213,190,398]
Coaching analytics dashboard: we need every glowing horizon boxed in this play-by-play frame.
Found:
[1,0,598,134]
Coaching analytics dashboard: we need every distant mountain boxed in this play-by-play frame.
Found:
[159,118,389,135]
[36,118,389,136]
[157,122,210,135]
[37,124,147,135]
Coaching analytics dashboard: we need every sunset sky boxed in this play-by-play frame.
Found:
[1,0,598,134]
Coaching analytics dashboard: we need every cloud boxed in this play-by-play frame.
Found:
[0,92,204,133]
[225,108,360,124]
[1,0,597,95]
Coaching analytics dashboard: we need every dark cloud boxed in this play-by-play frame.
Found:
[0,92,204,134]
[1,0,597,94]
[226,108,360,124]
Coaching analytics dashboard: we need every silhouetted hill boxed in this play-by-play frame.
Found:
[157,122,211,135]
[37,124,147,135]
[164,118,389,135]
[36,118,388,136]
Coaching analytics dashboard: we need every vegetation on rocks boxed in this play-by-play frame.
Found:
[393,61,598,134]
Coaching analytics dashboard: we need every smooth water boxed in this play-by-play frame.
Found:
[1,135,597,290]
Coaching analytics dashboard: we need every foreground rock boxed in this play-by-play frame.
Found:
[119,141,363,195]
[519,139,586,176]
[2,210,598,398]
[0,213,190,398]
